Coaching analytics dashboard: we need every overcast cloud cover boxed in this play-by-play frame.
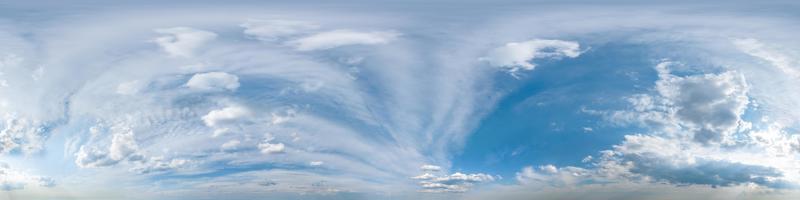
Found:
[1,0,800,199]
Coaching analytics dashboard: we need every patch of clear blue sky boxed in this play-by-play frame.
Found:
[453,42,661,181]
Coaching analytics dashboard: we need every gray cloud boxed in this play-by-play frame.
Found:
[625,155,790,188]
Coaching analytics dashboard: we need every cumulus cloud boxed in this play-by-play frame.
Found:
[241,19,319,41]
[202,105,250,127]
[411,172,497,193]
[185,72,240,91]
[287,29,399,51]
[480,39,582,74]
[610,134,792,188]
[75,126,142,168]
[601,61,750,145]
[515,148,792,190]
[568,61,798,190]
[109,128,140,161]
[0,114,47,154]
[658,65,749,144]
[75,146,118,168]
[153,27,217,57]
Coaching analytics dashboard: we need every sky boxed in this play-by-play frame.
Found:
[1,0,800,199]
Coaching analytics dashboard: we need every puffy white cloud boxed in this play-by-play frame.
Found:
[658,68,749,144]
[109,128,140,161]
[571,61,800,190]
[75,145,118,168]
[153,27,217,57]
[0,114,47,154]
[480,39,582,74]
[202,105,250,127]
[185,72,240,91]
[288,29,399,51]
[601,61,750,145]
[241,19,319,41]
[411,172,497,193]
[75,126,142,168]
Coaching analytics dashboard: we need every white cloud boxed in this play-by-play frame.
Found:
[269,108,296,125]
[538,164,558,174]
[6,3,800,199]
[211,127,232,137]
[571,61,800,190]
[241,19,319,41]
[202,105,250,127]
[581,155,592,163]
[420,164,442,172]
[480,39,582,74]
[411,172,497,193]
[0,114,46,155]
[116,80,145,95]
[75,125,142,168]
[733,38,799,77]
[411,173,436,180]
[109,128,140,161]
[153,27,217,57]
[37,177,56,188]
[75,145,118,168]
[258,142,285,154]
[185,72,240,91]
[130,157,191,174]
[0,162,56,191]
[258,133,286,155]
[288,29,399,51]
[515,165,597,187]
[309,161,324,166]
[221,140,241,152]
[600,61,750,145]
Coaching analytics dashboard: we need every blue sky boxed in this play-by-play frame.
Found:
[2,1,800,199]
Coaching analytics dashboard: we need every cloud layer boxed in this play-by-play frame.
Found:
[1,1,800,200]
